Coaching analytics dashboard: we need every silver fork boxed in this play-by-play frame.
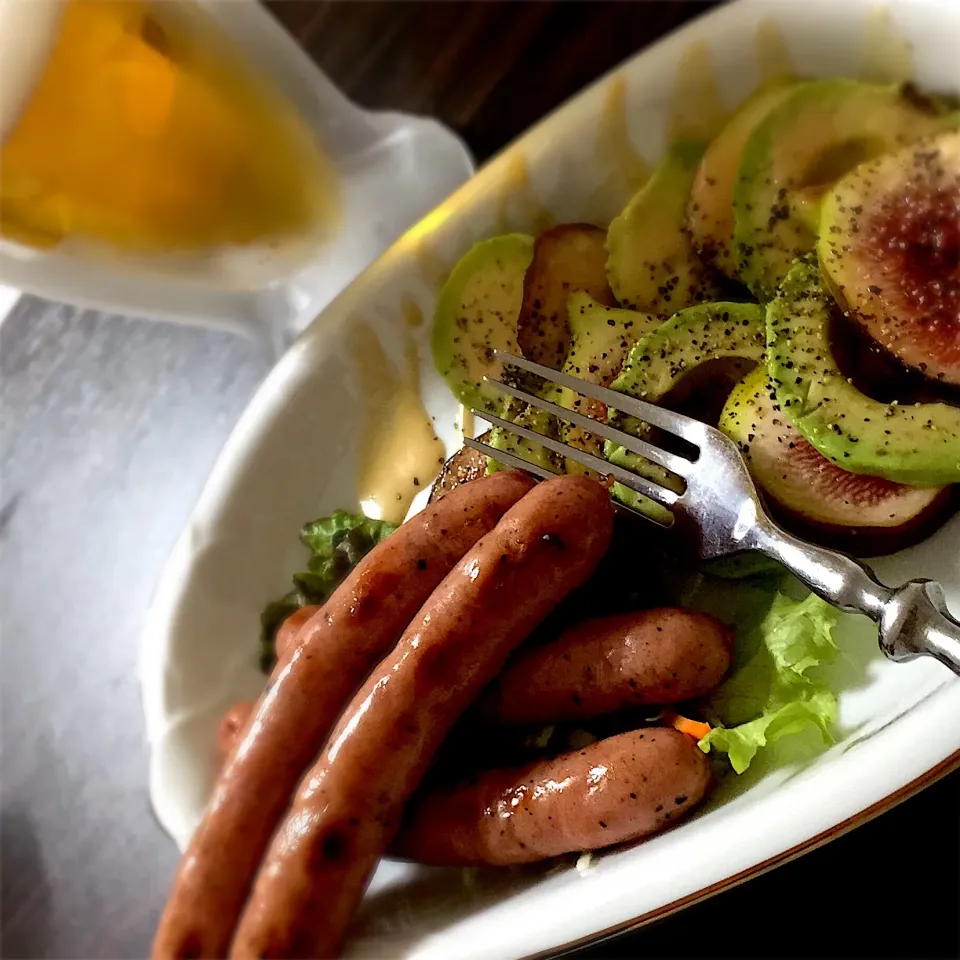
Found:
[465,351,960,676]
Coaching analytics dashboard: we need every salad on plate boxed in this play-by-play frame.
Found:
[152,73,959,959]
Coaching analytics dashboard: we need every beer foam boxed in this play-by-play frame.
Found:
[0,0,63,142]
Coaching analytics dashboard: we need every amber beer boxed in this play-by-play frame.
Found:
[0,0,337,262]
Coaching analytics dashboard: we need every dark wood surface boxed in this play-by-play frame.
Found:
[1,3,957,957]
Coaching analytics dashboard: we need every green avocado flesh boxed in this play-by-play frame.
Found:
[565,307,677,523]
[563,291,659,385]
[432,234,534,413]
[606,140,719,314]
[720,365,945,527]
[611,301,767,405]
[818,128,960,387]
[488,293,659,481]
[487,404,563,476]
[553,291,659,412]
[734,79,943,299]
[603,301,765,521]
[687,79,796,280]
[766,260,960,486]
[606,444,679,526]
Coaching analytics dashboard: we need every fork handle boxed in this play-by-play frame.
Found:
[752,522,960,675]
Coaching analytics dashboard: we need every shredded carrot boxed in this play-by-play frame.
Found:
[666,712,712,741]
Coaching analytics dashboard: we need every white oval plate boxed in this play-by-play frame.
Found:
[141,1,960,956]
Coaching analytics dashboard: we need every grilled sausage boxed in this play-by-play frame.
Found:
[217,702,254,764]
[274,604,323,664]
[392,728,711,865]
[229,474,615,959]
[217,607,324,766]
[152,471,535,960]
[478,608,733,724]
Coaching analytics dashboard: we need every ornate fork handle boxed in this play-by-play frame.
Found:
[749,517,960,675]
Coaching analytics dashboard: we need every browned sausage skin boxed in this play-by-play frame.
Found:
[216,605,325,767]
[217,702,255,764]
[229,475,615,960]
[478,608,733,724]
[274,604,322,665]
[152,471,535,960]
[392,728,711,866]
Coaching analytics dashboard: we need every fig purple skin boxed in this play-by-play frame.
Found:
[720,365,957,557]
[819,130,960,388]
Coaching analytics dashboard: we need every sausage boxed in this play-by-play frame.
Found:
[392,728,711,865]
[274,604,322,664]
[217,702,255,764]
[477,608,733,724]
[217,606,324,767]
[229,474,615,959]
[152,470,535,960]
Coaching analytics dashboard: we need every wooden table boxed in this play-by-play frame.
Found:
[1,3,957,957]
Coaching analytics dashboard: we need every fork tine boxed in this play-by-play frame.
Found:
[463,437,559,480]
[486,376,692,477]
[496,351,707,445]
[478,410,680,509]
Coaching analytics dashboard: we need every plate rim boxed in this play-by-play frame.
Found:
[536,749,960,960]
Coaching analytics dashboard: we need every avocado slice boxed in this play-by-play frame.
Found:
[818,128,960,386]
[548,292,661,496]
[487,294,659,481]
[431,233,534,413]
[605,444,679,526]
[720,365,951,547]
[555,291,659,403]
[734,79,944,299]
[604,301,765,520]
[606,140,720,314]
[611,301,766,407]
[687,79,797,280]
[486,404,564,476]
[766,259,960,486]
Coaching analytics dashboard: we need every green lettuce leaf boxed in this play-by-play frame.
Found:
[698,592,840,774]
[259,510,397,670]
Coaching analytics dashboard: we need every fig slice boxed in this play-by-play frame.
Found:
[819,128,960,386]
[428,431,492,503]
[720,366,955,555]
[517,223,616,370]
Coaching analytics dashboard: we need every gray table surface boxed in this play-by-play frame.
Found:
[1,297,269,956]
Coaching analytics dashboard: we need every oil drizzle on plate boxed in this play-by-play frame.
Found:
[668,41,729,145]
[496,153,553,235]
[413,236,450,291]
[401,296,424,329]
[860,5,914,83]
[596,75,652,194]
[350,322,444,524]
[754,18,797,83]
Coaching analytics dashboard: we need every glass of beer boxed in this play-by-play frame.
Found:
[0,0,341,330]
[0,0,474,346]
